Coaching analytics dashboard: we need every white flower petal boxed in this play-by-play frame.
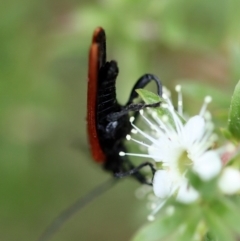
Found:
[148,137,182,163]
[148,145,162,162]
[192,150,222,181]
[153,170,172,198]
[183,116,205,144]
[218,167,240,195]
[176,181,199,204]
[148,137,170,162]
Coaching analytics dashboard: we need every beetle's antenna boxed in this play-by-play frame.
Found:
[37,177,118,241]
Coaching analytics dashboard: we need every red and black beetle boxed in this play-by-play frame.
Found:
[88,27,162,185]
[37,27,163,241]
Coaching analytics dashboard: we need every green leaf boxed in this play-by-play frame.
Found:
[178,211,201,241]
[219,128,238,145]
[131,215,177,241]
[204,232,217,241]
[131,205,181,241]
[228,80,240,141]
[203,201,236,241]
[131,203,201,241]
[136,89,163,104]
[217,197,240,236]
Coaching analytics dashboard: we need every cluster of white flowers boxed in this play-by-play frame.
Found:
[120,85,240,219]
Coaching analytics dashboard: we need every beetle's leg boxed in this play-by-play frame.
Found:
[107,101,160,121]
[106,74,162,122]
[126,73,163,122]
[126,73,162,106]
[115,161,156,186]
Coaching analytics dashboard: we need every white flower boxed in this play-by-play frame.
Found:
[153,169,199,203]
[149,115,221,182]
[120,85,222,211]
[218,167,240,195]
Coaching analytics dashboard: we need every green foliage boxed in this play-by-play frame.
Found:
[132,202,201,241]
[132,173,240,241]
[228,81,240,141]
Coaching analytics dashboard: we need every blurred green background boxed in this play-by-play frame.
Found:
[1,0,240,240]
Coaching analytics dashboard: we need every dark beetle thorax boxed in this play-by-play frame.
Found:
[97,60,119,123]
[96,60,131,154]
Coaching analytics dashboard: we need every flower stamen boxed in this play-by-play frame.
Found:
[175,85,183,115]
[119,151,159,159]
[199,96,212,117]
[126,134,151,148]
[129,117,158,144]
[140,110,162,134]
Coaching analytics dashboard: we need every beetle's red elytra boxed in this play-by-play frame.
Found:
[87,27,106,163]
